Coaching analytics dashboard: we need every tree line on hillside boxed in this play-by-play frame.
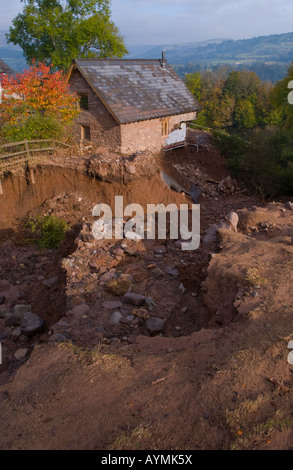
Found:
[185,65,293,198]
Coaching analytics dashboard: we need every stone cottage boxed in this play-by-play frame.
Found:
[66,56,199,154]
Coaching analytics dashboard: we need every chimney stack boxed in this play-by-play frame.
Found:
[161,50,166,67]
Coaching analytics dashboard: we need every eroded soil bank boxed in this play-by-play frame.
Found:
[1,143,293,450]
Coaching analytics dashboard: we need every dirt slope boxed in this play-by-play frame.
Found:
[0,140,293,450]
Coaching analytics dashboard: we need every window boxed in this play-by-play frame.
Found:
[81,125,91,141]
[79,93,89,110]
[161,120,168,136]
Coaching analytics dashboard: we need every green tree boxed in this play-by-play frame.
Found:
[234,99,257,129]
[267,62,293,129]
[7,0,128,71]
[184,72,201,101]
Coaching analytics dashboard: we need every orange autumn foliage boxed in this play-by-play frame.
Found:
[0,61,79,138]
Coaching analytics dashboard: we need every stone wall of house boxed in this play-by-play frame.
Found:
[68,68,121,150]
[120,112,197,154]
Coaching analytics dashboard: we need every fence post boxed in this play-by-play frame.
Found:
[24,139,30,158]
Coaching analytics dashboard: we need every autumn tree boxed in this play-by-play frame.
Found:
[7,0,128,71]
[0,61,79,142]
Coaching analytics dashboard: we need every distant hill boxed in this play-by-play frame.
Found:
[0,30,27,72]
[128,32,293,65]
[127,32,293,82]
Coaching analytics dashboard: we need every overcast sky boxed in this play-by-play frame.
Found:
[1,0,293,45]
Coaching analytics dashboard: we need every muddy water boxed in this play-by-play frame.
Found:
[0,167,188,229]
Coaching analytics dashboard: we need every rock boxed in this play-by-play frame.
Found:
[49,333,68,343]
[226,211,239,232]
[112,247,124,257]
[14,348,29,360]
[288,340,293,349]
[11,327,22,341]
[165,266,179,277]
[14,304,30,317]
[82,232,95,242]
[125,163,136,174]
[151,268,165,277]
[288,351,293,365]
[285,201,293,211]
[123,292,145,306]
[179,283,186,295]
[20,312,44,336]
[72,303,90,319]
[119,273,135,283]
[109,311,123,325]
[123,247,138,256]
[218,175,236,194]
[132,308,150,320]
[102,301,123,310]
[99,271,116,283]
[145,297,156,312]
[146,317,164,336]
[43,277,58,288]
[105,278,132,296]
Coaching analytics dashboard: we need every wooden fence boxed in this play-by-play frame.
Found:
[0,139,71,194]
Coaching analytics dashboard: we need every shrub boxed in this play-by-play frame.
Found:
[26,215,69,249]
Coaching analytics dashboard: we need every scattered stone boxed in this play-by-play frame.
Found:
[175,326,181,331]
[102,301,123,310]
[72,303,90,319]
[151,268,165,277]
[112,247,124,257]
[109,311,122,325]
[285,201,293,211]
[123,292,145,306]
[226,211,239,232]
[11,327,22,341]
[49,333,68,343]
[181,307,188,313]
[119,273,135,283]
[43,277,58,288]
[105,277,132,296]
[14,348,28,360]
[14,304,30,317]
[179,283,186,295]
[132,308,150,320]
[99,271,116,283]
[123,247,138,256]
[288,340,293,349]
[102,338,111,345]
[20,312,44,336]
[165,266,179,277]
[288,351,293,365]
[146,317,164,336]
[145,297,156,312]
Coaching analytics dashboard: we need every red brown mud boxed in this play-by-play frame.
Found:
[0,139,293,450]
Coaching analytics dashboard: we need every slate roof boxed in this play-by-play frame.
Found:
[67,58,199,124]
[0,59,15,76]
